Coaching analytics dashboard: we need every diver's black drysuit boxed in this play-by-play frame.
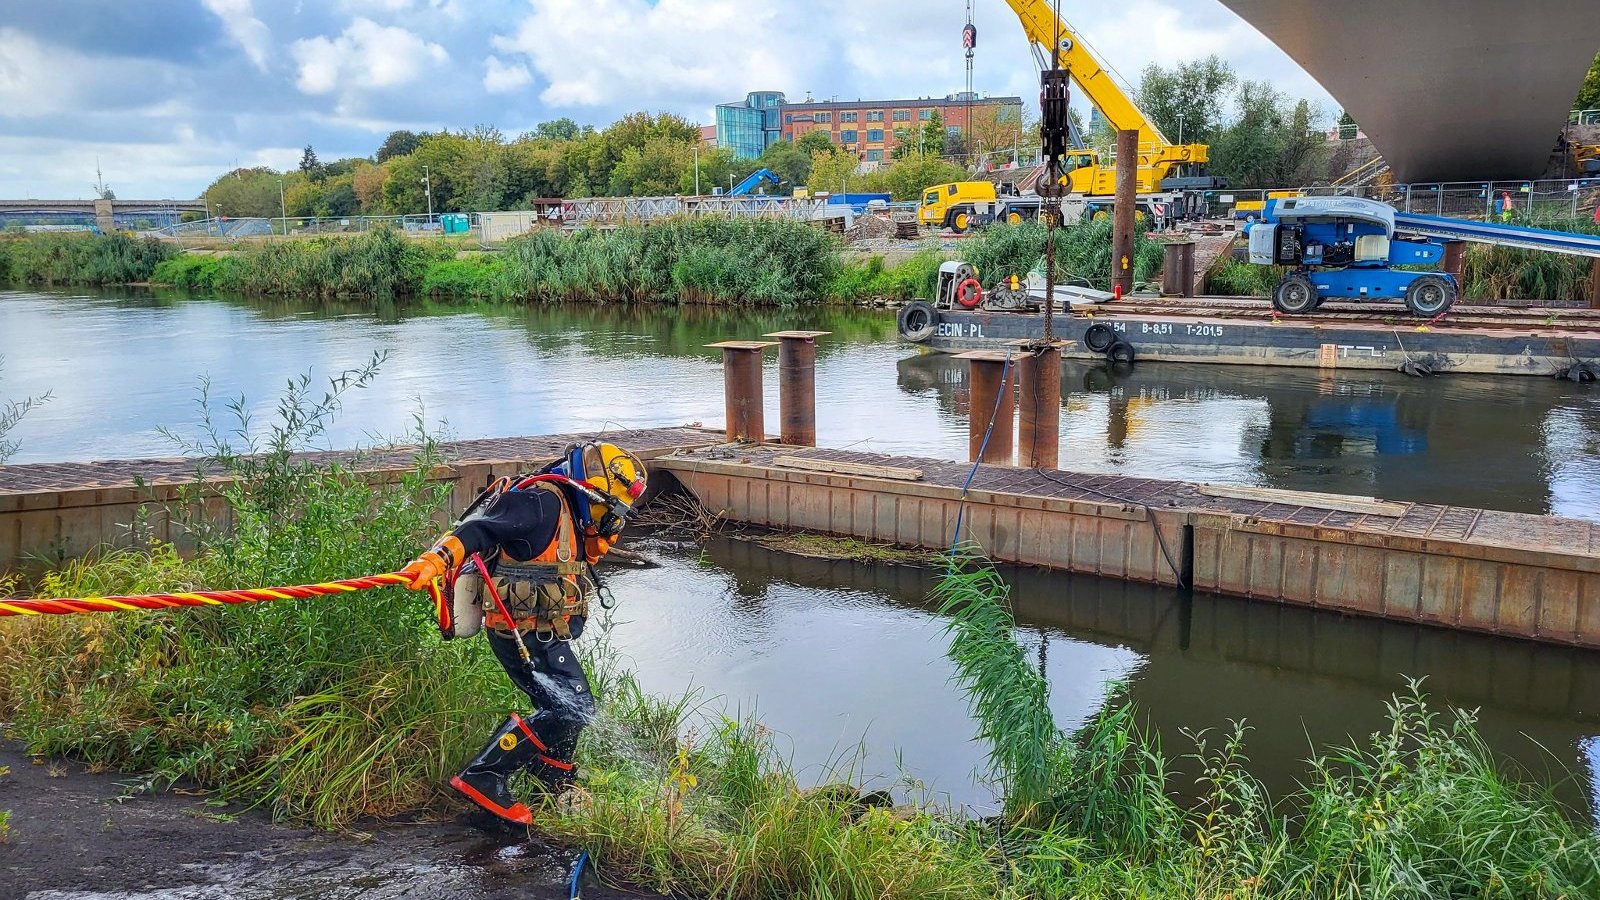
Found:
[443,485,596,823]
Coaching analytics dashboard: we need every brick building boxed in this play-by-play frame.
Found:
[780,92,1023,162]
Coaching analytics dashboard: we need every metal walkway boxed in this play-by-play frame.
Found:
[1394,213,1600,258]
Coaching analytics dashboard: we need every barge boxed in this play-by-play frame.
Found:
[898,298,1600,378]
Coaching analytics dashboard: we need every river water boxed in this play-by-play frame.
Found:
[3,288,1599,817]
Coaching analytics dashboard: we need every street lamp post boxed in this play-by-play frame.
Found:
[278,178,287,236]
[1176,112,1186,146]
[693,145,701,196]
[421,165,433,227]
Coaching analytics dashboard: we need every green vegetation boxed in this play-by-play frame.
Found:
[0,362,511,827]
[0,359,51,464]
[827,249,944,302]
[1208,258,1282,297]
[1575,51,1600,111]
[1136,55,1329,188]
[1,369,1596,896]
[1462,216,1600,304]
[0,233,175,286]
[961,218,1165,291]
[423,218,842,305]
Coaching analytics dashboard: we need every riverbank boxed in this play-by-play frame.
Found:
[0,218,1165,306]
[0,740,653,900]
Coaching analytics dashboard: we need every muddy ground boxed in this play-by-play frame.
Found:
[0,743,662,900]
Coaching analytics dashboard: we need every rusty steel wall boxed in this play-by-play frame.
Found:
[1191,513,1600,647]
[662,459,1600,649]
[1218,0,1600,181]
[666,460,1188,590]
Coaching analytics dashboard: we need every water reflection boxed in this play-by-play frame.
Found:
[3,288,1598,520]
[603,536,1600,817]
[896,353,1600,516]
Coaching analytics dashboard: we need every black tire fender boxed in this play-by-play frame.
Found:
[897,300,937,342]
[1083,323,1117,353]
[1107,340,1136,365]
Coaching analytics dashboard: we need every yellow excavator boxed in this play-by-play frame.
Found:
[1002,0,1221,196]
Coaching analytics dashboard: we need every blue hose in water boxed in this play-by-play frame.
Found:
[948,350,1014,566]
[569,849,589,899]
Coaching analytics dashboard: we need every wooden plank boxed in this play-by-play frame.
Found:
[770,456,923,482]
[1198,483,1408,518]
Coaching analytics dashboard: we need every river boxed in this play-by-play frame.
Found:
[3,287,1599,818]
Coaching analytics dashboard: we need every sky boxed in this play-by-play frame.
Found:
[0,0,1335,200]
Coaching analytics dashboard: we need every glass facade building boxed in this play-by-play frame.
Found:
[715,91,786,159]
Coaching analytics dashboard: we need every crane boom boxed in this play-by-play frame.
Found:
[1002,0,1166,149]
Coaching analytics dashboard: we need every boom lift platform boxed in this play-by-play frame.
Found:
[1246,196,1600,317]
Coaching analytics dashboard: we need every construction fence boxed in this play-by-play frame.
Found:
[1216,179,1600,223]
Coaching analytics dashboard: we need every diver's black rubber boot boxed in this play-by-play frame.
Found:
[450,714,540,825]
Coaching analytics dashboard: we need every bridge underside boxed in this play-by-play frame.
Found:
[1219,0,1600,182]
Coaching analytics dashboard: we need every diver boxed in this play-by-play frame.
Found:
[399,441,647,825]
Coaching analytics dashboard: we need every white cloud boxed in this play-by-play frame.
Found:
[290,17,449,96]
[202,0,273,72]
[492,0,798,108]
[483,55,533,94]
[0,29,77,116]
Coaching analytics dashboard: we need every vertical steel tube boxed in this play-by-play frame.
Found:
[1113,129,1138,298]
[1180,240,1197,298]
[706,341,778,443]
[1016,346,1061,469]
[765,331,829,446]
[1162,242,1184,297]
[962,353,1015,465]
[1590,257,1600,310]
[1443,241,1467,280]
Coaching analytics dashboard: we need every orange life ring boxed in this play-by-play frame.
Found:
[956,278,983,308]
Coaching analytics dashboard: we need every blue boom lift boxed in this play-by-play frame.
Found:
[1244,196,1600,317]
[728,168,781,196]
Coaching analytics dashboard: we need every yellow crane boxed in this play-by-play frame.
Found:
[1002,0,1218,196]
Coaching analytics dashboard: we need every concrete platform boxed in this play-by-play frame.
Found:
[658,445,1600,649]
[0,427,720,570]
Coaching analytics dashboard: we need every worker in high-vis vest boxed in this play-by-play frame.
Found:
[399,441,647,826]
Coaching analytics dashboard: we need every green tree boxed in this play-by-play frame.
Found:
[1211,82,1327,188]
[756,139,810,190]
[1576,52,1600,110]
[202,167,282,218]
[1137,55,1236,147]
[534,118,583,141]
[796,130,837,158]
[299,145,324,183]
[808,150,857,195]
[678,145,758,195]
[376,130,421,162]
[877,155,968,200]
[608,135,693,195]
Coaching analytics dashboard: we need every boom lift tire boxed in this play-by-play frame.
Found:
[1272,274,1319,315]
[1083,323,1117,353]
[897,300,937,342]
[1404,275,1455,318]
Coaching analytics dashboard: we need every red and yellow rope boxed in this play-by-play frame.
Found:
[0,572,417,618]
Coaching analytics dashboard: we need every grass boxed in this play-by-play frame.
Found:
[826,248,946,302]
[960,218,1166,292]
[750,532,939,566]
[1462,216,1600,303]
[2,377,1595,896]
[0,233,176,286]
[0,359,517,828]
[1209,258,1282,296]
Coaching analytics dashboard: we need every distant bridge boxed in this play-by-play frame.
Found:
[0,198,207,231]
[1219,0,1600,183]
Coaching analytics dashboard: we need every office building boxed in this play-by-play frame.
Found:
[780,92,1023,162]
[714,91,786,159]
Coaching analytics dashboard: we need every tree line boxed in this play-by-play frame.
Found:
[201,111,990,219]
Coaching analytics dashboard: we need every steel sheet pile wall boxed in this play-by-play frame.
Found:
[660,446,1600,648]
